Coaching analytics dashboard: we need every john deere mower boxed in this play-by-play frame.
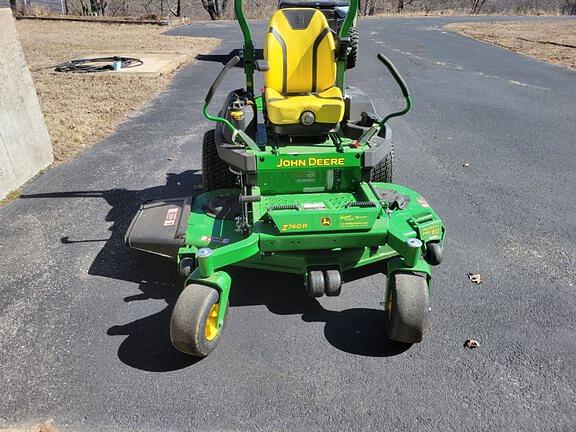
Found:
[126,0,445,357]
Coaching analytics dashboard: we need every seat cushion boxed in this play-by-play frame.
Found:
[265,86,345,126]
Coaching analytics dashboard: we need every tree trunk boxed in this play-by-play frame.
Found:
[470,0,487,13]
[9,0,17,12]
[201,0,224,19]
[397,0,404,12]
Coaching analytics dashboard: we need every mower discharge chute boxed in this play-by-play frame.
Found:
[126,0,445,357]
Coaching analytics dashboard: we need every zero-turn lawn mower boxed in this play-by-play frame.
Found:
[126,0,445,357]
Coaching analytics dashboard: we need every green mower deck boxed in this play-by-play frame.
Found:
[179,180,443,329]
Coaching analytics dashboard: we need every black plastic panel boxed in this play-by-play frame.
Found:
[125,196,192,259]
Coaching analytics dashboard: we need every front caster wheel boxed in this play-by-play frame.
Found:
[170,284,226,357]
[385,272,429,344]
[324,270,342,297]
[307,271,325,298]
[425,241,443,266]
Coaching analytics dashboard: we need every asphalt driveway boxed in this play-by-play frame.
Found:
[1,16,575,432]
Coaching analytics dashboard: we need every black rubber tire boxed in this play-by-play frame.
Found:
[307,271,325,298]
[170,284,226,357]
[370,145,395,183]
[202,130,237,191]
[347,27,359,70]
[324,269,342,297]
[178,257,195,278]
[385,272,429,344]
[425,241,443,266]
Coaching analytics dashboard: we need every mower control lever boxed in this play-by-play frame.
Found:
[357,54,412,144]
[377,53,410,99]
[204,55,241,108]
[203,55,262,153]
[376,53,411,130]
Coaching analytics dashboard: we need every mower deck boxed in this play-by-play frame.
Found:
[128,181,443,276]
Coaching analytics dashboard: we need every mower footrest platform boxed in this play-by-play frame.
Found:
[125,196,192,259]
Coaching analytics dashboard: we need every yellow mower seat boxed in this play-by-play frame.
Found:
[264,8,344,135]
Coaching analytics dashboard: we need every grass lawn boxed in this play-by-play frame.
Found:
[446,20,576,71]
[16,20,220,163]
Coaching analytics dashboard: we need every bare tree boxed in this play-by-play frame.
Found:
[396,0,415,13]
[562,0,576,13]
[470,0,487,13]
[201,0,228,19]
[166,0,182,16]
[360,0,375,15]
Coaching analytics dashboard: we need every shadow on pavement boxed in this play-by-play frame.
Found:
[22,170,204,372]
[22,170,410,372]
[229,267,410,358]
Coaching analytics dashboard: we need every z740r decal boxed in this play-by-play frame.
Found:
[281,223,308,231]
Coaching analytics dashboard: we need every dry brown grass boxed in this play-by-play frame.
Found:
[447,20,576,71]
[16,20,220,163]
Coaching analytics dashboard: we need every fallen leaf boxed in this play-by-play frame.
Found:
[167,157,174,161]
[40,419,58,432]
[464,339,481,349]
[463,162,470,167]
[468,273,483,284]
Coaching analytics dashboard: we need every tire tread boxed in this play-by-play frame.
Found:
[202,130,237,191]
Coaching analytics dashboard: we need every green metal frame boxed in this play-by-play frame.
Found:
[235,0,255,95]
[336,0,358,90]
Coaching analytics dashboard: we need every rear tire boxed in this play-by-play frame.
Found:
[347,27,359,69]
[202,130,238,191]
[385,272,429,344]
[371,145,395,183]
[170,284,226,357]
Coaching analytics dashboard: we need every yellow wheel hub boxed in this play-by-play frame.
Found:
[205,303,219,341]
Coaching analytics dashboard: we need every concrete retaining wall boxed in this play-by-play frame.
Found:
[0,8,53,200]
[0,0,62,13]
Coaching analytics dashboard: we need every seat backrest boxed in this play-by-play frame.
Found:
[264,8,337,95]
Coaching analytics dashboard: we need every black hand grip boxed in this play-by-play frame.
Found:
[205,55,241,105]
[377,53,410,98]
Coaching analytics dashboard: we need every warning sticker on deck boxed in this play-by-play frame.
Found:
[201,235,230,245]
[163,207,179,227]
[339,214,369,228]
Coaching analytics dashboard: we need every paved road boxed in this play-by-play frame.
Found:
[1,16,575,432]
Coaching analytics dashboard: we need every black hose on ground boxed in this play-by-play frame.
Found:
[54,56,143,73]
